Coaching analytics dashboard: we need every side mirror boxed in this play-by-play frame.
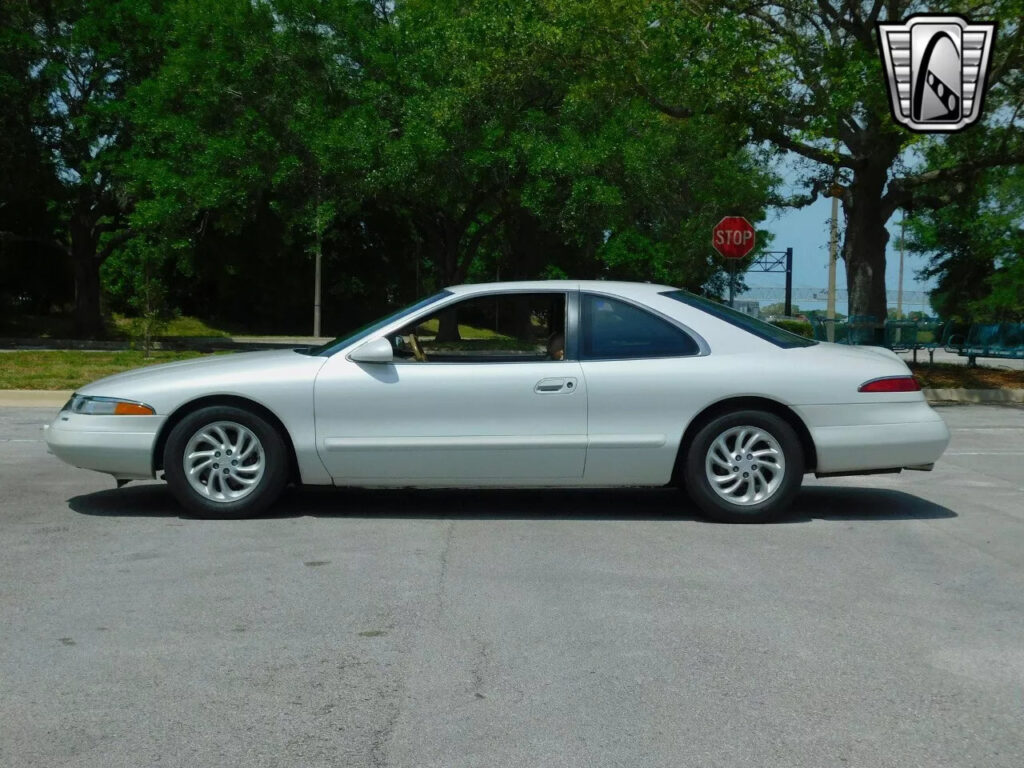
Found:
[349,337,394,364]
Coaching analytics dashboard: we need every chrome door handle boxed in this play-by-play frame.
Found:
[535,377,577,394]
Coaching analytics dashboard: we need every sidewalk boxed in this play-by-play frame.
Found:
[897,347,1024,369]
[0,390,73,407]
[0,335,330,352]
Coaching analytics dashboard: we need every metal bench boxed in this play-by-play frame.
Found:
[947,322,1024,366]
[882,320,950,363]
[812,317,881,346]
[846,315,879,345]
[910,320,947,363]
[884,320,919,354]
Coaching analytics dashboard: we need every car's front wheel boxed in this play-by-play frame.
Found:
[163,405,289,518]
[684,410,804,523]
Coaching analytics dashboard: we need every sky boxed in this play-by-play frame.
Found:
[739,164,938,315]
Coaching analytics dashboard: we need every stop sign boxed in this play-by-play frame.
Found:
[712,216,756,259]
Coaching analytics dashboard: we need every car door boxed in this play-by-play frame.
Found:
[313,290,587,484]
[578,291,707,485]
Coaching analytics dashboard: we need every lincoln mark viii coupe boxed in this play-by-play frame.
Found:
[46,281,950,522]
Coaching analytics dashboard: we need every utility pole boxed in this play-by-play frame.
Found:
[312,181,323,338]
[313,233,322,337]
[827,185,840,342]
[784,247,793,317]
[897,212,905,320]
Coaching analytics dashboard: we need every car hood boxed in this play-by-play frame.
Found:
[77,349,325,401]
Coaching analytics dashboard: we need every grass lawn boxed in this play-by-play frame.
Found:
[0,350,215,390]
[413,318,505,339]
[1,314,232,340]
[910,362,1024,390]
[110,314,231,338]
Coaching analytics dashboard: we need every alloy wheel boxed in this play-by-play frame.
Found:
[183,420,266,502]
[704,425,786,507]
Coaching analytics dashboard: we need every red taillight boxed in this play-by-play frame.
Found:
[858,376,921,393]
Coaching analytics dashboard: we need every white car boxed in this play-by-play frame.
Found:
[45,281,950,523]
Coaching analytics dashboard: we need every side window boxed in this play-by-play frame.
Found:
[392,293,566,363]
[581,294,700,360]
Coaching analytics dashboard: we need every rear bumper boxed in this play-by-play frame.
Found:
[45,411,163,479]
[803,402,951,474]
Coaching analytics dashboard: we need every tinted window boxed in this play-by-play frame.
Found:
[582,294,700,360]
[660,290,816,349]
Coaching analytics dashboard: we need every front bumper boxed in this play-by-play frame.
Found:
[45,410,164,479]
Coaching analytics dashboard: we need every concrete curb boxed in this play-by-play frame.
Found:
[923,388,1024,404]
[0,336,328,352]
[2,388,1022,409]
[0,390,73,408]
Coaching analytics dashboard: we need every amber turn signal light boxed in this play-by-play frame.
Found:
[113,402,156,415]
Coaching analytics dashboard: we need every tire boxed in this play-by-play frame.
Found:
[163,405,289,519]
[683,409,804,524]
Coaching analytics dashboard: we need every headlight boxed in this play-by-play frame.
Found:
[64,395,156,416]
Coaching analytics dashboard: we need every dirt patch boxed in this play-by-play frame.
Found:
[910,362,1024,390]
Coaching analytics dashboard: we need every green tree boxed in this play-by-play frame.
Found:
[622,0,1024,329]
[0,1,71,322]
[121,0,775,334]
[117,0,387,333]
[2,0,168,336]
[359,0,773,293]
[908,160,1024,320]
[979,257,1024,318]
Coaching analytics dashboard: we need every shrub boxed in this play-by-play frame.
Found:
[770,319,814,338]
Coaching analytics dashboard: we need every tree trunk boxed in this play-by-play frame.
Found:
[842,165,891,341]
[436,308,461,342]
[70,217,104,338]
[510,294,533,341]
[427,220,463,342]
[508,209,541,280]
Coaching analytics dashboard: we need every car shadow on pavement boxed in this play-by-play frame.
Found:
[787,485,956,522]
[68,482,956,523]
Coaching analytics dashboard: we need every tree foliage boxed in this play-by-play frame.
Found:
[2,0,1022,336]
[627,0,1024,327]
[909,162,1024,320]
[3,0,169,335]
[105,0,775,333]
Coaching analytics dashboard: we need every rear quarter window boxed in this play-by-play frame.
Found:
[660,290,817,349]
[582,293,701,359]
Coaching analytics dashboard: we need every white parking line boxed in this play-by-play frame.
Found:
[951,427,1024,431]
[945,451,1024,456]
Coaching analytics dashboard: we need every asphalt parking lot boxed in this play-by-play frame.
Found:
[2,405,1023,768]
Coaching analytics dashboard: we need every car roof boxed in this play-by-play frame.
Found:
[445,280,679,299]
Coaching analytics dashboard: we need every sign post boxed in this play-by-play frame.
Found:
[729,259,736,308]
[712,217,756,307]
[747,248,794,317]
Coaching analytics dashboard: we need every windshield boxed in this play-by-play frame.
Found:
[660,290,817,349]
[303,291,452,356]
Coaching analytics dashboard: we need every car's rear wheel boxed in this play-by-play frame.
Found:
[684,410,804,523]
[163,405,289,518]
